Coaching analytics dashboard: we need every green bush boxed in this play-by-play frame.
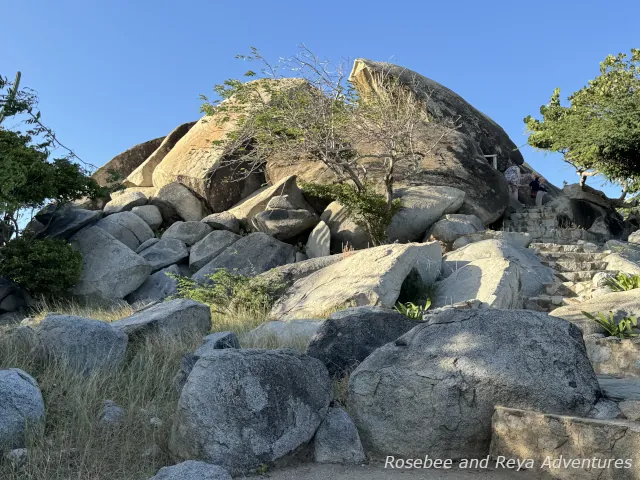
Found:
[583,310,638,338]
[0,236,83,298]
[301,181,402,246]
[605,272,640,292]
[168,268,286,314]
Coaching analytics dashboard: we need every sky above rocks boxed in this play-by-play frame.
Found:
[4,0,639,198]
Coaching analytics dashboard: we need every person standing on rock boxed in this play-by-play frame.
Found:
[530,174,549,207]
[504,165,522,205]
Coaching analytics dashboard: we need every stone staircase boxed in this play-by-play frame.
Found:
[503,206,615,312]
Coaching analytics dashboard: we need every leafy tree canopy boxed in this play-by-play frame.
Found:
[525,49,640,203]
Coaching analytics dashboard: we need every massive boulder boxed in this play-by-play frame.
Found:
[139,238,189,272]
[252,207,319,241]
[189,230,242,270]
[35,205,103,240]
[271,242,442,319]
[320,201,372,251]
[70,226,152,300]
[103,190,147,215]
[348,309,600,460]
[549,290,640,335]
[126,264,183,304]
[35,315,128,374]
[152,80,310,212]
[92,136,165,187]
[125,121,196,188]
[131,205,163,230]
[162,221,212,246]
[440,239,554,297]
[151,183,208,222]
[192,233,297,283]
[387,186,465,243]
[201,211,241,234]
[111,298,211,342]
[169,349,332,475]
[425,213,484,245]
[306,221,331,258]
[95,211,155,250]
[228,175,314,228]
[256,254,345,296]
[307,306,422,377]
[0,369,45,451]
[349,58,524,171]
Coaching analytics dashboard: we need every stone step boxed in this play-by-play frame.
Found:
[555,270,617,282]
[535,251,609,262]
[541,260,609,272]
[530,243,601,253]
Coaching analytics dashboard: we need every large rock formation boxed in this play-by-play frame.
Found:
[92,136,165,187]
[271,242,442,319]
[70,226,152,300]
[125,121,196,188]
[0,369,45,451]
[169,349,332,475]
[348,309,600,460]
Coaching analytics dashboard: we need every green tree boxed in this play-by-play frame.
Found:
[524,49,640,206]
[0,73,102,240]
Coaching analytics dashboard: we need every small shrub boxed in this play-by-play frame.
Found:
[301,181,402,245]
[583,311,638,338]
[606,272,640,292]
[395,298,432,320]
[169,268,286,315]
[0,235,83,298]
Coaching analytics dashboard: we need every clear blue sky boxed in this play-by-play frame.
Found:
[4,0,639,197]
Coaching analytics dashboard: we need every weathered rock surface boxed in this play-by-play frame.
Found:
[0,369,45,451]
[126,264,182,304]
[163,221,212,246]
[314,407,365,464]
[307,306,421,377]
[111,299,211,342]
[136,237,160,253]
[92,136,164,187]
[125,121,196,188]
[433,257,521,308]
[549,290,640,335]
[35,314,128,374]
[95,211,155,250]
[348,309,599,459]
[256,255,345,296]
[35,205,103,240]
[603,252,640,276]
[151,183,208,222]
[452,230,532,250]
[585,335,640,377]
[149,460,231,480]
[441,239,554,298]
[425,214,484,244]
[349,58,524,172]
[387,186,465,243]
[629,230,640,244]
[139,238,189,272]
[272,242,442,319]
[228,175,313,228]
[103,191,147,215]
[192,233,296,283]
[201,212,241,234]
[306,221,331,258]
[252,208,318,240]
[70,226,152,300]
[320,201,372,251]
[131,205,163,230]
[195,332,241,354]
[189,230,241,270]
[490,406,640,480]
[169,349,332,475]
[243,320,324,348]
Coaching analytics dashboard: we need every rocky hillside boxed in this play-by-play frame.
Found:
[1,59,640,479]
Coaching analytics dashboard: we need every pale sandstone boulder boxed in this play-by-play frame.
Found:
[320,201,372,251]
[305,221,331,258]
[131,205,163,230]
[151,183,208,222]
[425,213,484,244]
[125,121,196,187]
[387,186,465,243]
[201,211,240,234]
[103,190,147,215]
[271,242,442,319]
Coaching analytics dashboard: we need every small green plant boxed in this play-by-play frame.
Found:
[301,181,402,245]
[168,268,286,315]
[0,235,83,298]
[583,311,639,338]
[605,272,640,292]
[395,298,432,320]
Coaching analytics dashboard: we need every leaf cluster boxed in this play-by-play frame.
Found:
[605,272,640,291]
[583,310,638,338]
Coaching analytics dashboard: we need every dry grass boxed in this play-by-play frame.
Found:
[0,330,202,480]
[29,298,137,324]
